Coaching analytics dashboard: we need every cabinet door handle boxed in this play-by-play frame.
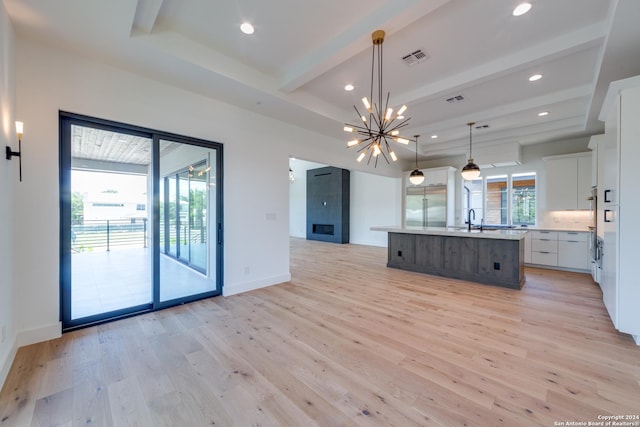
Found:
[604,189,612,203]
[567,232,578,235]
[539,251,550,254]
[567,240,579,243]
[604,209,612,223]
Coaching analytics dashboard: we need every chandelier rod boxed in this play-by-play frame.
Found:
[469,122,473,158]
[378,42,383,117]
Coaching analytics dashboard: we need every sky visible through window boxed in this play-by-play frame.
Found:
[72,170,147,197]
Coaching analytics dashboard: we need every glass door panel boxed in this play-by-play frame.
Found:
[166,175,178,257]
[64,121,153,325]
[159,139,218,302]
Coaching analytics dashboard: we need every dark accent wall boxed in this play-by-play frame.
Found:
[306,166,350,243]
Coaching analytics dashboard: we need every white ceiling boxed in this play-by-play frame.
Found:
[5,0,640,167]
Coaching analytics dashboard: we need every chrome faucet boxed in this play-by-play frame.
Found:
[467,208,476,231]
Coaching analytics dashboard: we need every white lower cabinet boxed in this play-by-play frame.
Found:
[557,232,589,270]
[530,231,558,266]
[528,230,590,271]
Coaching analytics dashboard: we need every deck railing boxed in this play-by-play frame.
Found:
[72,218,147,252]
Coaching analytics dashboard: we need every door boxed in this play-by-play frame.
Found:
[60,113,223,330]
[158,139,220,304]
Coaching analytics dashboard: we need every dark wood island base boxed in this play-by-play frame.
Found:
[381,230,526,289]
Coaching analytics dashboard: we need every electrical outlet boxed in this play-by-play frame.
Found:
[244,266,250,275]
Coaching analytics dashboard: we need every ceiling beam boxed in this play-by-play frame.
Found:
[396,23,607,107]
[278,0,451,93]
[131,0,164,35]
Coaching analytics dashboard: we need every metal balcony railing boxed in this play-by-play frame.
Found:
[72,218,147,252]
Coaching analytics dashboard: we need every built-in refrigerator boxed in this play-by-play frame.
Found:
[405,185,447,228]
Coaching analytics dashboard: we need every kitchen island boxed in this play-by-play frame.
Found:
[371,226,528,289]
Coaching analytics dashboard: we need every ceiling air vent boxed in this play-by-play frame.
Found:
[446,95,465,103]
[402,49,430,66]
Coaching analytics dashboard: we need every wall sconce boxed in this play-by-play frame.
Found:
[6,121,23,181]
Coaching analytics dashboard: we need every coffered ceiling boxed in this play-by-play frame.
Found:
[5,0,640,167]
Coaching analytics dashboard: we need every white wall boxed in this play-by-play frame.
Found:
[0,0,17,387]
[13,36,390,345]
[288,159,325,238]
[289,159,401,247]
[349,171,402,246]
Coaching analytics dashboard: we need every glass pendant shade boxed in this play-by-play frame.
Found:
[409,169,425,185]
[461,160,481,180]
[461,122,480,180]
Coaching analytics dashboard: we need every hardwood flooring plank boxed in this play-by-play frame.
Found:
[2,238,640,426]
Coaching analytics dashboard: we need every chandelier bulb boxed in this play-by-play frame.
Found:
[344,29,410,167]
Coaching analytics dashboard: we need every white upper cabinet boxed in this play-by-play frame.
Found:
[544,152,592,210]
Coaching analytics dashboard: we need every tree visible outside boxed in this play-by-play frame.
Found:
[72,192,84,225]
[512,174,536,225]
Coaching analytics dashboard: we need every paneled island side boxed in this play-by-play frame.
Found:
[371,226,528,289]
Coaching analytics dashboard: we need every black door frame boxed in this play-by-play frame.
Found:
[59,111,224,331]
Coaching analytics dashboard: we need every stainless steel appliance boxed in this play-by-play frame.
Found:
[405,185,447,228]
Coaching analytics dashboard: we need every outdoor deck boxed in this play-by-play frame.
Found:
[72,248,215,319]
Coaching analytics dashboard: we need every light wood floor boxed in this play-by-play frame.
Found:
[1,238,639,426]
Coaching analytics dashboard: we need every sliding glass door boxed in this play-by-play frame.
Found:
[60,113,223,330]
[158,139,218,303]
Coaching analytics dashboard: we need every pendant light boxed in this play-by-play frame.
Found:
[461,122,481,180]
[343,30,412,167]
[409,135,425,185]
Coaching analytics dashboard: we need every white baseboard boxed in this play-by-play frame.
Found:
[0,337,18,390]
[16,322,62,348]
[223,273,291,296]
[0,322,61,390]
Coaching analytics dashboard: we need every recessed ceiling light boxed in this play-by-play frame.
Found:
[344,84,354,91]
[538,111,549,116]
[431,135,438,139]
[513,3,532,16]
[529,74,542,82]
[240,23,254,35]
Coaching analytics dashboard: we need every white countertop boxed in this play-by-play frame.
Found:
[371,226,528,240]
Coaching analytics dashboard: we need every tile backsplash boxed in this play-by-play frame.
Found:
[538,210,592,229]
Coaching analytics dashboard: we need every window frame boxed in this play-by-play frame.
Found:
[462,172,537,226]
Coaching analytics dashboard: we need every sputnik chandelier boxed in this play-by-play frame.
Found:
[343,30,414,166]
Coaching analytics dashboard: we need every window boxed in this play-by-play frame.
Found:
[464,178,484,223]
[511,173,536,225]
[486,175,508,225]
[463,172,536,226]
